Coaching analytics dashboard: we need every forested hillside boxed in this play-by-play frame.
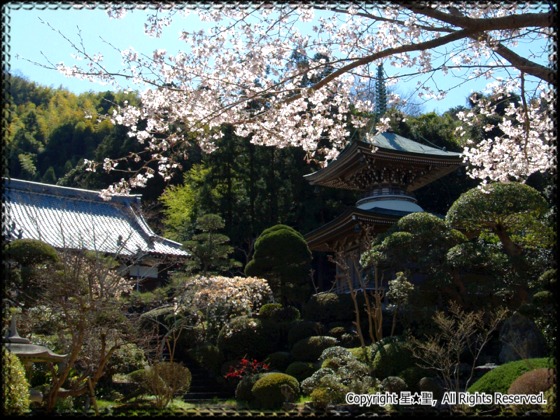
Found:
[5,74,491,266]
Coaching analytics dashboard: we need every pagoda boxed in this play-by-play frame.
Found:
[304,131,464,292]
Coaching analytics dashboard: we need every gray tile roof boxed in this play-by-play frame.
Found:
[365,132,463,157]
[3,178,189,258]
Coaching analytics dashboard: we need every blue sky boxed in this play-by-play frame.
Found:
[4,4,550,115]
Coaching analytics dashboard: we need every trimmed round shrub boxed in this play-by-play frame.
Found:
[251,372,300,409]
[235,373,265,402]
[218,316,280,359]
[259,303,283,318]
[309,387,332,411]
[3,349,30,415]
[265,352,294,372]
[418,377,444,400]
[291,336,337,362]
[508,368,555,395]
[285,361,318,382]
[372,341,415,379]
[309,375,349,409]
[260,304,300,322]
[468,358,551,394]
[288,320,324,346]
[381,376,408,393]
[301,368,336,395]
[327,326,347,340]
[399,366,433,392]
[6,238,59,265]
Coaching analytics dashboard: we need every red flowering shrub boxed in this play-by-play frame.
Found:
[224,357,270,382]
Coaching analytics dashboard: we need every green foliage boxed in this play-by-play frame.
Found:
[106,343,147,378]
[361,212,467,309]
[129,362,192,409]
[2,348,31,416]
[301,346,375,407]
[182,213,241,275]
[468,358,552,394]
[245,224,312,306]
[217,316,280,360]
[302,292,355,323]
[139,306,179,333]
[258,303,283,318]
[507,368,555,395]
[398,366,434,392]
[285,361,318,382]
[381,376,408,393]
[251,372,300,409]
[187,343,224,377]
[446,182,552,251]
[291,336,338,362]
[259,304,300,322]
[235,373,265,402]
[5,238,59,266]
[7,75,145,188]
[288,320,325,347]
[372,340,415,380]
[264,352,294,372]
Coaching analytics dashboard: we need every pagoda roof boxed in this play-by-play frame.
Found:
[305,132,464,192]
[3,178,189,258]
[305,206,411,252]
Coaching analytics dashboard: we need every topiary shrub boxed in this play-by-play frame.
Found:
[264,352,293,372]
[260,303,300,323]
[251,372,300,409]
[308,374,349,409]
[235,373,265,402]
[418,377,444,400]
[508,368,555,395]
[217,316,280,359]
[6,238,60,266]
[291,336,337,362]
[399,366,433,392]
[507,368,555,413]
[3,348,30,415]
[285,361,318,382]
[259,303,283,318]
[372,340,415,379]
[288,320,324,346]
[245,224,312,306]
[381,376,408,393]
[468,358,551,394]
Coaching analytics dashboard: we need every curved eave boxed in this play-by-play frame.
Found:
[304,207,409,252]
[4,343,68,363]
[305,140,464,192]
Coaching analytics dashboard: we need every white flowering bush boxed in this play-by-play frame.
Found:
[175,275,273,341]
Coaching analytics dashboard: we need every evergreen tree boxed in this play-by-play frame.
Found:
[182,213,241,276]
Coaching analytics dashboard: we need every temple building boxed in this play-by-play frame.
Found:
[304,131,464,293]
[3,178,189,290]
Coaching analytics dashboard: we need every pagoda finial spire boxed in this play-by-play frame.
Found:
[374,62,387,120]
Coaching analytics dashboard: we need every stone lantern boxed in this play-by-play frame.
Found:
[3,315,67,402]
